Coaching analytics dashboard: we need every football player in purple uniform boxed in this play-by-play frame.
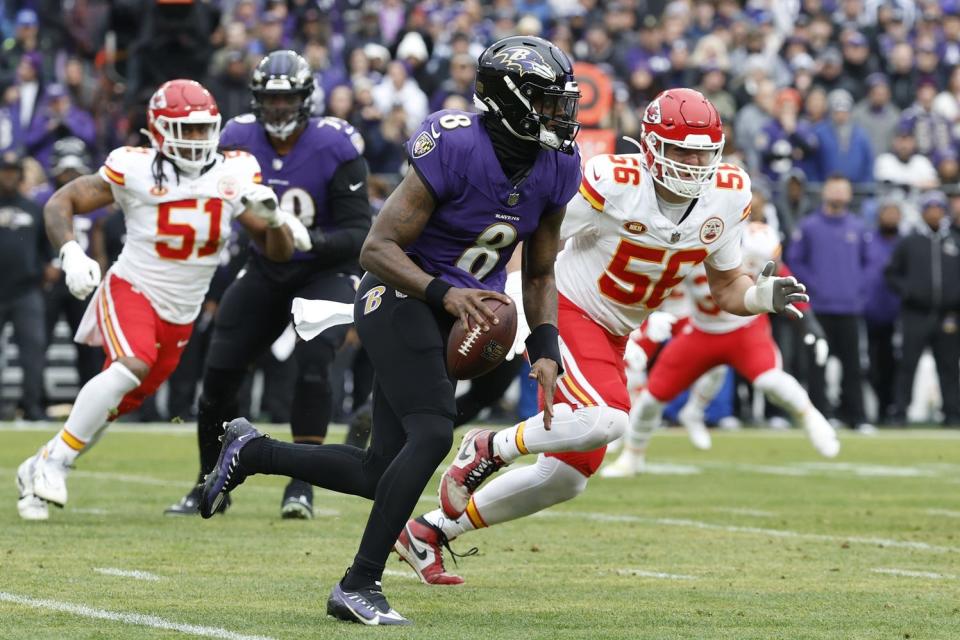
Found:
[166,51,371,519]
[199,36,582,625]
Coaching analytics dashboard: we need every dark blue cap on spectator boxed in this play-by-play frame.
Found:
[866,72,888,88]
[16,9,37,27]
[921,190,948,211]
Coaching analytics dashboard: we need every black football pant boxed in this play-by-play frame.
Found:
[806,313,867,426]
[195,263,355,476]
[455,356,523,427]
[239,273,457,589]
[894,309,960,423]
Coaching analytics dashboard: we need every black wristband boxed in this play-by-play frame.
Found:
[525,323,563,375]
[424,278,452,312]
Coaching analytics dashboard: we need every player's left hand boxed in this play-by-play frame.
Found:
[240,184,280,226]
[529,357,559,429]
[503,270,530,361]
[279,211,312,251]
[745,261,809,319]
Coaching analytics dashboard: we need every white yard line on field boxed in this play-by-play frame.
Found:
[535,510,960,554]
[0,592,277,640]
[712,507,777,517]
[871,568,956,579]
[926,508,960,518]
[615,569,697,580]
[93,568,163,582]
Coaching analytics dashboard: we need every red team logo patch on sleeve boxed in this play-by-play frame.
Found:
[699,217,724,244]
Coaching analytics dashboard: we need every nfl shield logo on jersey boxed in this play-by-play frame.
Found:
[412,131,436,158]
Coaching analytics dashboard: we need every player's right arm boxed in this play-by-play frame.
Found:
[360,169,510,330]
[43,175,114,251]
[44,174,113,299]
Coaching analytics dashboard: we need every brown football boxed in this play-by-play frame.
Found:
[446,299,518,380]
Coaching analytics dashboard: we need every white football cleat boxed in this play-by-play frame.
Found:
[32,447,71,507]
[801,410,840,458]
[16,454,49,520]
[600,449,645,478]
[678,403,712,450]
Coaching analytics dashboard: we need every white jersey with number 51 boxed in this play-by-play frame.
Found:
[97,146,261,324]
[555,153,752,336]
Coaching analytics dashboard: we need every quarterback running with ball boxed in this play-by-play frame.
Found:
[396,88,810,585]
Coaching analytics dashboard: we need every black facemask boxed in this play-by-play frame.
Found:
[483,115,542,185]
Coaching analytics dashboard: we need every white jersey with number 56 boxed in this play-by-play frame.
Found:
[555,153,752,336]
[97,146,261,324]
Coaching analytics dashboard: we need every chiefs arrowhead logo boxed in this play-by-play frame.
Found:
[644,99,661,124]
[700,216,724,244]
[623,221,647,235]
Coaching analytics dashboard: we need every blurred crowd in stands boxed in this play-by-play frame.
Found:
[2,0,960,428]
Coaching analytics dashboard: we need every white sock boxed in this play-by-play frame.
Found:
[754,369,811,417]
[685,366,727,419]
[427,455,588,537]
[45,362,140,463]
[492,405,627,463]
[423,508,475,541]
[625,389,664,453]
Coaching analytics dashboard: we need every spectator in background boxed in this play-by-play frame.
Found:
[695,65,736,123]
[874,126,939,193]
[813,47,849,95]
[0,9,41,89]
[839,31,877,100]
[804,86,829,125]
[208,51,253,123]
[429,53,476,113]
[787,175,873,433]
[900,80,955,168]
[32,138,107,390]
[12,55,42,134]
[62,56,97,114]
[372,60,427,135]
[0,150,50,421]
[811,89,874,186]
[23,84,95,172]
[933,66,960,138]
[886,42,916,110]
[757,88,818,185]
[304,40,349,114]
[326,85,356,124]
[914,41,946,90]
[863,199,903,424]
[884,191,960,426]
[734,77,775,173]
[775,168,812,250]
[852,73,900,156]
[0,85,23,153]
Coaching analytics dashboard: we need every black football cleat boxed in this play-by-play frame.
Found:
[165,484,231,516]
[326,579,410,626]
[280,478,314,520]
[199,418,265,518]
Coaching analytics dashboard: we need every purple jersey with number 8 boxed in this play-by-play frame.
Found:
[405,110,581,292]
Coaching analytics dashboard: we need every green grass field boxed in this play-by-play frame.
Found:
[2,423,959,639]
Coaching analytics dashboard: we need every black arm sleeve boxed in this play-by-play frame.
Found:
[308,156,372,266]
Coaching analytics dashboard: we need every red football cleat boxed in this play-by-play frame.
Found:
[439,428,505,519]
[394,517,471,585]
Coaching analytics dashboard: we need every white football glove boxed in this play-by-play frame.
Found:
[278,210,313,251]
[744,261,809,319]
[240,184,280,226]
[60,240,101,299]
[643,311,678,343]
[503,270,530,361]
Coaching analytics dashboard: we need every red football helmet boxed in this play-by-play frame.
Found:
[640,88,724,199]
[144,79,221,174]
